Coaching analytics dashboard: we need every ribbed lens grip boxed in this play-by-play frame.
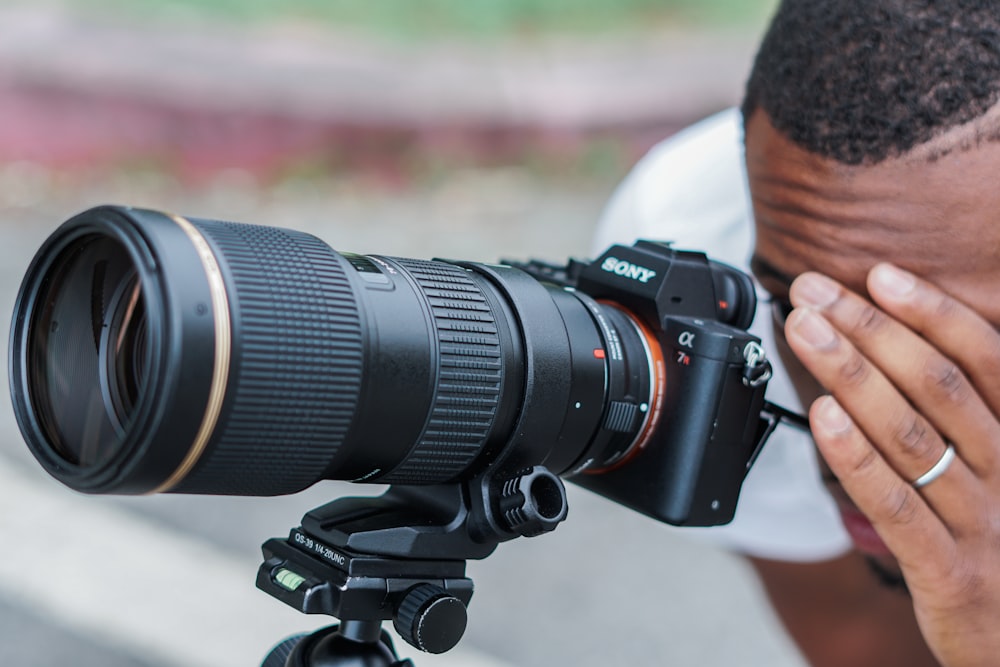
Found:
[379,259,504,484]
[172,220,363,495]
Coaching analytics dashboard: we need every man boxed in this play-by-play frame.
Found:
[595,1,1000,665]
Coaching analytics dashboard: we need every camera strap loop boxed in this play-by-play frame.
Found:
[741,341,773,388]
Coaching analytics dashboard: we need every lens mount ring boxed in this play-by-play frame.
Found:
[609,306,666,465]
[576,299,665,474]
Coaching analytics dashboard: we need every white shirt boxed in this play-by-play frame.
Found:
[592,108,851,562]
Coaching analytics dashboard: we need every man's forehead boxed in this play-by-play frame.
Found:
[746,111,1000,293]
[746,109,1000,208]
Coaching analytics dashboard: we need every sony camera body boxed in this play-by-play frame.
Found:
[519,240,771,526]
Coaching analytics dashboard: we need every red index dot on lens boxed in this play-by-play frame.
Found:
[719,301,729,310]
[593,349,606,359]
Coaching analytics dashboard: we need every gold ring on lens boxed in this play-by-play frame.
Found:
[150,215,232,493]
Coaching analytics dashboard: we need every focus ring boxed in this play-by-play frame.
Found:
[172,220,364,495]
[380,259,504,483]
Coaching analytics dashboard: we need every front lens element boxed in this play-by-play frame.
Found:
[28,235,148,467]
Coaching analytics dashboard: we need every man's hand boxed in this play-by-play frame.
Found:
[783,263,1000,667]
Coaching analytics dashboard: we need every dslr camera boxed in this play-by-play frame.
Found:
[9,205,797,661]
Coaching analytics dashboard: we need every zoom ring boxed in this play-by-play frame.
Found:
[174,220,364,495]
[380,259,504,483]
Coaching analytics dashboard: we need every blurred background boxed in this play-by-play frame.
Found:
[0,1,811,665]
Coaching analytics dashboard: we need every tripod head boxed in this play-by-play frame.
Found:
[257,467,569,666]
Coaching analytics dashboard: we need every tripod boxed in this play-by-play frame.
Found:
[254,403,808,666]
[257,468,569,667]
[261,622,413,667]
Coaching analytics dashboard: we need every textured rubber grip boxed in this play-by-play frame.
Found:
[379,259,504,483]
[172,219,363,495]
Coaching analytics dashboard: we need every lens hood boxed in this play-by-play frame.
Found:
[10,206,224,494]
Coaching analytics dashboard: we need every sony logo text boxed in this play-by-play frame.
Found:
[600,257,657,284]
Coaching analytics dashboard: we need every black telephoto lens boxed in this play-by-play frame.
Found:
[10,206,661,496]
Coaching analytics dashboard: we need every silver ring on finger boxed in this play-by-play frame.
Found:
[912,443,957,489]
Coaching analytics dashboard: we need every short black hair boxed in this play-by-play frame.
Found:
[741,0,1000,164]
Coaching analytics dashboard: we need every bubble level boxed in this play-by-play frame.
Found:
[275,568,306,591]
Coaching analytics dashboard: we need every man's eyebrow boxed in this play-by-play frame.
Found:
[749,255,796,291]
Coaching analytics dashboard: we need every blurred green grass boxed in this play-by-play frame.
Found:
[86,0,779,40]
[1,0,777,187]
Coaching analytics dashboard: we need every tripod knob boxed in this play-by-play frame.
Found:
[499,466,568,537]
[393,584,467,654]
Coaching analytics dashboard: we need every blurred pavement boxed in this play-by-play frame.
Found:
[0,4,809,667]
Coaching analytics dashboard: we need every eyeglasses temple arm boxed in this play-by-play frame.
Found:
[744,401,812,475]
